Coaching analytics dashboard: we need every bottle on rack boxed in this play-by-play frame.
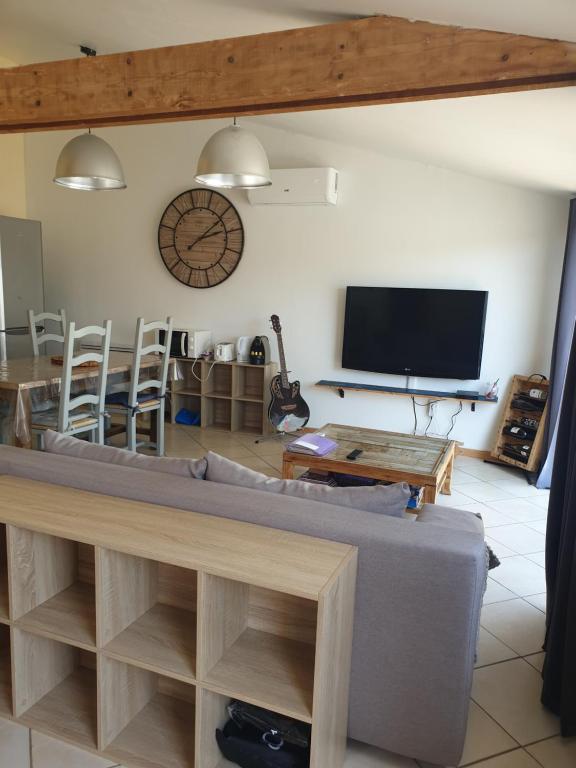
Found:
[511,395,545,412]
[520,416,540,430]
[503,422,537,441]
[502,442,531,463]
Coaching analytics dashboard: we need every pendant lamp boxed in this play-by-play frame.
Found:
[53,131,127,191]
[194,120,271,189]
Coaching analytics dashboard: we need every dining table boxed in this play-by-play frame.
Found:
[0,352,162,448]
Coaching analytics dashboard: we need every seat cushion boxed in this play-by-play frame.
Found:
[44,430,207,479]
[205,451,410,516]
[106,390,159,408]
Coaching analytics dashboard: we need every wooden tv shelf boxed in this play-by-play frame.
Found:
[317,379,499,405]
[0,476,357,768]
[170,359,278,434]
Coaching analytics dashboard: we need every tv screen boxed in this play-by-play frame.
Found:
[342,287,488,380]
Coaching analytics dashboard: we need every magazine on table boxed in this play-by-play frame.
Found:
[286,433,337,457]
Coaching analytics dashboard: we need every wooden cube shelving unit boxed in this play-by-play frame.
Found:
[0,476,357,768]
[170,360,277,435]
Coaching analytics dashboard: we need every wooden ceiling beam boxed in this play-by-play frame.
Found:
[1,15,576,133]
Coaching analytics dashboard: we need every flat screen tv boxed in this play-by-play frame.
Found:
[342,287,488,380]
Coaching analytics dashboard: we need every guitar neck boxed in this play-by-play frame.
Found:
[276,332,290,388]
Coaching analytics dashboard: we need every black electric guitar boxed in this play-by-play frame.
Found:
[268,315,310,433]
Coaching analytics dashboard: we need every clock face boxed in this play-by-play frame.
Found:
[158,189,244,288]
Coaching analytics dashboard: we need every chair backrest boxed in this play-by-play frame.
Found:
[28,308,67,356]
[58,320,112,433]
[127,317,174,408]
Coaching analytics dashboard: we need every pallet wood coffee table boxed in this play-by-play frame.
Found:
[282,423,457,504]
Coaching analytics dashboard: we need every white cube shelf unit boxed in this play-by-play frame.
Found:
[170,359,277,435]
[0,476,357,768]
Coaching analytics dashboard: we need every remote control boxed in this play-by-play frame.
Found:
[347,449,363,460]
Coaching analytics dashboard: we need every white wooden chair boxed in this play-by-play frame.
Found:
[31,320,112,447]
[106,317,173,455]
[28,308,67,356]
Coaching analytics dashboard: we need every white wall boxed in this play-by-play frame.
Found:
[24,119,569,449]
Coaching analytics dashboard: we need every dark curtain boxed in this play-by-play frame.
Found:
[537,199,576,488]
[541,319,576,734]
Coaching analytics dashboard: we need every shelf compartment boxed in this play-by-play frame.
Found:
[231,400,265,435]
[0,624,11,718]
[195,689,232,768]
[203,363,233,397]
[13,629,97,749]
[198,577,317,722]
[233,366,265,401]
[99,550,197,682]
[173,359,203,396]
[100,656,196,768]
[0,524,8,622]
[170,392,202,426]
[203,396,232,431]
[9,529,96,649]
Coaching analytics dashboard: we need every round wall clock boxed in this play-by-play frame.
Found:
[158,188,245,288]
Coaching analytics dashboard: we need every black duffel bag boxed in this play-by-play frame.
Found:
[216,700,311,768]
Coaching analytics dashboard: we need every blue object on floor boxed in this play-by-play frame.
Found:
[175,408,200,426]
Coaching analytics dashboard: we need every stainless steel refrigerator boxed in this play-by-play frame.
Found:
[0,216,44,361]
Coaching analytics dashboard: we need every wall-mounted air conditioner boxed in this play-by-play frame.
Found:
[247,167,338,206]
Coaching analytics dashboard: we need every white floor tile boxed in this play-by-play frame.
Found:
[452,469,480,486]
[528,495,551,510]
[488,499,547,524]
[490,556,547,597]
[457,483,514,503]
[525,552,546,567]
[475,627,518,667]
[526,735,576,767]
[467,750,541,768]
[526,520,548,535]
[485,536,517,559]
[472,659,559,744]
[524,594,547,613]
[455,460,516,483]
[202,445,256,460]
[488,480,548,499]
[344,740,418,767]
[525,653,546,673]
[481,599,545,656]
[486,524,546,556]
[456,503,517,529]
[435,489,476,507]
[0,719,29,768]
[459,700,517,765]
[483,577,518,605]
[234,457,282,476]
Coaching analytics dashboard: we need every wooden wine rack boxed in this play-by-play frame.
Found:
[491,375,549,472]
[0,476,357,768]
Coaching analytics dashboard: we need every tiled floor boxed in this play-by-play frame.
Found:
[159,424,576,768]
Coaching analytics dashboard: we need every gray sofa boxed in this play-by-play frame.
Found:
[0,445,486,767]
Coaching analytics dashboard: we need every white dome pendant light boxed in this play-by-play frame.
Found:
[194,118,271,189]
[53,130,127,191]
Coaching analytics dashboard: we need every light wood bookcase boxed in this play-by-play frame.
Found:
[170,360,277,435]
[0,476,357,768]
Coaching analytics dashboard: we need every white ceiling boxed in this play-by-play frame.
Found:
[1,0,575,194]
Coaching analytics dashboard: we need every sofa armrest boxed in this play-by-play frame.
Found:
[417,503,485,535]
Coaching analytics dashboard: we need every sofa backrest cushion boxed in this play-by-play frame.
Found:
[205,451,410,517]
[43,429,207,479]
